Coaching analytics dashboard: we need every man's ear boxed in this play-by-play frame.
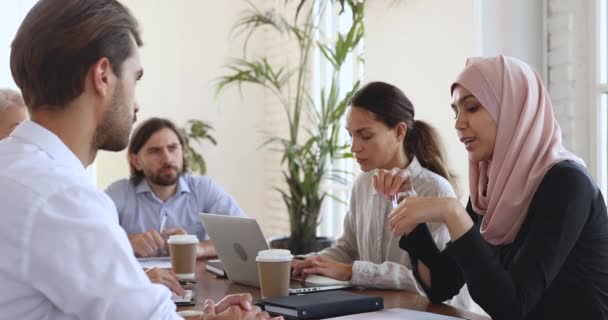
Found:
[90,57,114,97]
[129,153,142,171]
[396,122,408,142]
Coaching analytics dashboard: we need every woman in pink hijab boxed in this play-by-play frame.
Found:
[385,56,608,319]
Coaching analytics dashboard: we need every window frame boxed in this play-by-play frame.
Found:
[314,1,362,238]
[590,0,608,202]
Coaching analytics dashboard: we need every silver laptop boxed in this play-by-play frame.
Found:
[199,213,352,294]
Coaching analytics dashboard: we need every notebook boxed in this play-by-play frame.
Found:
[258,291,383,319]
[206,259,226,277]
[171,289,195,306]
[325,308,465,319]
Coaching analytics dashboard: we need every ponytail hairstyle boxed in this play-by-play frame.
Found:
[349,81,458,190]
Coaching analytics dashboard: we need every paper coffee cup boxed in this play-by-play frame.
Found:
[256,249,293,298]
[168,234,198,280]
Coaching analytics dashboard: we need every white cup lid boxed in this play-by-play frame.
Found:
[256,249,293,262]
[167,234,199,244]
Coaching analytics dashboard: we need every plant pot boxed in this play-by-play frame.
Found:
[269,236,334,255]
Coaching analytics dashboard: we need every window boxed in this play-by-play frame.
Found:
[314,2,363,238]
[597,0,608,202]
[0,1,38,88]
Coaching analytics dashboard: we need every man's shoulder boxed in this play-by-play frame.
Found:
[0,144,89,198]
[183,174,216,190]
[105,178,135,193]
[0,144,113,226]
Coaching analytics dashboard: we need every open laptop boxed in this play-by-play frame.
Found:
[199,213,352,294]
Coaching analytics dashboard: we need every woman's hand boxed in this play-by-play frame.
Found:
[388,197,473,240]
[291,256,353,281]
[388,197,456,236]
[373,167,416,202]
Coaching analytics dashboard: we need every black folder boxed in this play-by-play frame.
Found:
[257,291,383,319]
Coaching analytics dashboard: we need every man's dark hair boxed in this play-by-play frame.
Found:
[10,0,142,111]
[128,118,189,185]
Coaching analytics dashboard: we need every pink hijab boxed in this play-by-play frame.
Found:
[452,55,584,245]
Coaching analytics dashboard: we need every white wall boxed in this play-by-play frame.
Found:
[477,0,545,80]
[364,0,477,199]
[364,0,547,201]
[96,0,270,232]
[0,0,38,89]
[546,0,607,200]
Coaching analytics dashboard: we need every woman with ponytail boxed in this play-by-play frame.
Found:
[392,56,608,319]
[292,81,478,312]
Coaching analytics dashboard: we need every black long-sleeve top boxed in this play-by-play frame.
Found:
[399,161,608,319]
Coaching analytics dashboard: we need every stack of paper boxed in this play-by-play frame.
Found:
[137,257,171,269]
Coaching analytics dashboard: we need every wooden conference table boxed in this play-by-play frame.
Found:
[177,260,490,320]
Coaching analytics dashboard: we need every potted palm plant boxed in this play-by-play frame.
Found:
[180,119,217,175]
[216,0,364,254]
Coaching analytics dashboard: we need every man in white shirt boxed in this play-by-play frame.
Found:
[0,1,279,319]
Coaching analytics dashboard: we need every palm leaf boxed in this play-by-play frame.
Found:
[180,120,217,175]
